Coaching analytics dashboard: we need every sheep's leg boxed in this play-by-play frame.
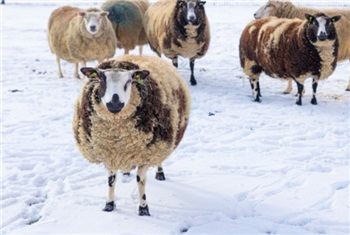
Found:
[102,170,117,212]
[74,63,80,79]
[137,165,150,216]
[190,59,197,86]
[139,46,143,56]
[56,56,63,78]
[249,77,261,102]
[124,49,129,55]
[155,164,165,181]
[283,79,293,94]
[311,78,318,105]
[172,57,178,68]
[346,75,350,91]
[295,81,304,106]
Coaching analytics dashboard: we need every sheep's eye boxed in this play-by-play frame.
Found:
[124,79,132,91]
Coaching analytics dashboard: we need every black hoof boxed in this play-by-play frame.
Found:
[346,88,350,91]
[173,63,178,68]
[296,101,302,106]
[311,98,318,105]
[282,92,290,95]
[253,97,261,103]
[123,172,131,176]
[138,205,150,216]
[190,76,197,86]
[155,172,166,181]
[102,201,115,212]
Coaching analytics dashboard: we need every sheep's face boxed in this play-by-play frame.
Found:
[176,0,206,25]
[306,13,341,43]
[81,68,150,114]
[79,11,109,35]
[254,0,282,19]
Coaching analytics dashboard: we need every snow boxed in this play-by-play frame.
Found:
[1,1,350,235]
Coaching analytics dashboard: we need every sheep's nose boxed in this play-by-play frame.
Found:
[90,25,96,32]
[106,94,125,113]
[318,32,327,41]
[189,16,196,23]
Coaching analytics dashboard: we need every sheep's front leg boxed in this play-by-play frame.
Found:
[137,165,150,216]
[155,164,165,181]
[74,63,80,79]
[295,81,304,106]
[139,46,143,56]
[311,78,318,105]
[102,170,116,212]
[190,58,197,86]
[249,78,261,102]
[172,57,178,68]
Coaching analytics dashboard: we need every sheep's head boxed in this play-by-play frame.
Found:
[79,10,109,35]
[81,67,149,114]
[254,0,284,19]
[175,0,206,25]
[305,13,341,43]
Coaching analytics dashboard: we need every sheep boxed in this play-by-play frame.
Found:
[101,0,149,55]
[48,6,117,78]
[254,0,350,92]
[239,13,341,105]
[144,0,210,85]
[72,55,191,215]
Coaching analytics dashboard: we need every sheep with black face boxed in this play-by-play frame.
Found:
[73,55,191,216]
[144,0,210,85]
[239,13,341,105]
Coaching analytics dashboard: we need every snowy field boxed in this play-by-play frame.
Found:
[1,1,350,235]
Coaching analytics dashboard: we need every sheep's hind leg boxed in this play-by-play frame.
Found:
[311,78,318,105]
[74,63,80,79]
[139,46,143,56]
[190,59,197,86]
[283,79,293,94]
[172,57,178,68]
[155,164,166,181]
[295,81,304,106]
[56,56,63,78]
[249,78,261,102]
[102,170,117,212]
[137,165,150,216]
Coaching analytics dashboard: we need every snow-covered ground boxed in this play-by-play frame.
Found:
[1,1,349,235]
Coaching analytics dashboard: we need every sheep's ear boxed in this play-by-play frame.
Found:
[305,14,314,23]
[199,1,206,6]
[79,11,86,17]
[81,67,100,81]
[177,0,185,7]
[101,11,109,16]
[132,70,150,84]
[331,15,341,23]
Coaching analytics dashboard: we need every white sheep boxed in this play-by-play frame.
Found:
[101,0,149,55]
[73,55,191,215]
[254,0,350,92]
[144,0,210,85]
[48,6,117,78]
[239,13,341,105]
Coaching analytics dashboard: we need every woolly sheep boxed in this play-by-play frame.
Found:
[254,0,350,92]
[239,13,341,105]
[73,55,191,215]
[48,6,117,78]
[144,0,210,85]
[101,0,149,55]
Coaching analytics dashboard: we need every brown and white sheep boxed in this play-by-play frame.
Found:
[101,0,149,55]
[48,6,117,78]
[144,0,210,85]
[239,13,341,105]
[73,55,191,216]
[254,0,350,92]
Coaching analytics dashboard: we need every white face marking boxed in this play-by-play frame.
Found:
[254,2,272,19]
[186,2,197,23]
[83,12,102,35]
[101,70,133,111]
[316,17,328,38]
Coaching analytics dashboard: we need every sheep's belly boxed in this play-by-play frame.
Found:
[169,39,205,59]
[89,124,173,171]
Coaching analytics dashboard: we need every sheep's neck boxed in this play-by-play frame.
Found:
[184,24,200,39]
